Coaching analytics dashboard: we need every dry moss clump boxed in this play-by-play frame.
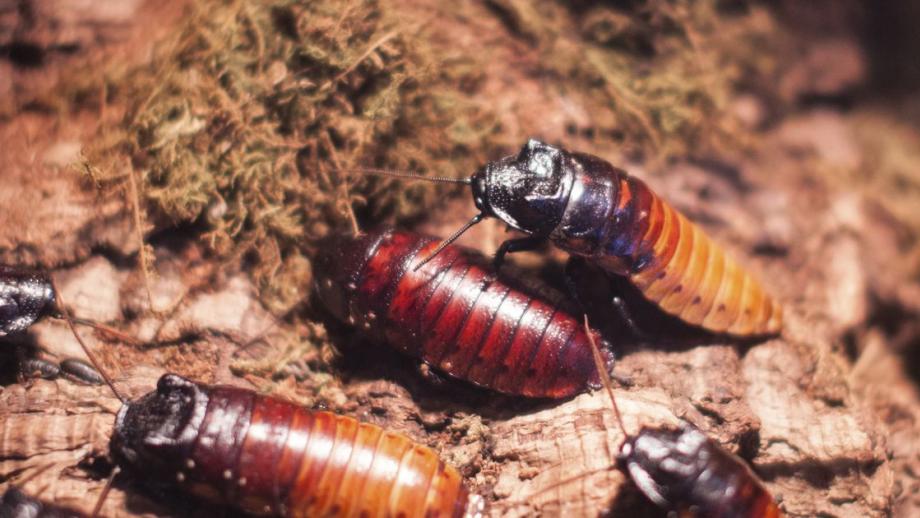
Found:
[83,0,500,311]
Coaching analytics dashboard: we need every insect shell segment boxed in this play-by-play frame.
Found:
[0,266,56,336]
[312,230,387,326]
[471,139,574,237]
[110,374,207,480]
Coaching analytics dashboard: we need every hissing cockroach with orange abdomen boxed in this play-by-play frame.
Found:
[111,373,485,518]
[364,140,782,336]
[312,228,612,399]
[0,264,137,344]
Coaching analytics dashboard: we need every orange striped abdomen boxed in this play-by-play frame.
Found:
[597,176,782,336]
[111,375,482,518]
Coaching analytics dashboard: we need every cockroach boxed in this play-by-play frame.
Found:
[359,140,782,336]
[1,487,86,518]
[0,265,135,343]
[617,424,782,517]
[312,228,612,399]
[573,317,783,516]
[51,331,485,518]
[110,373,485,518]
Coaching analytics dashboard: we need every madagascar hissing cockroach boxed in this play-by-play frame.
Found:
[109,373,485,518]
[578,317,783,517]
[0,265,135,343]
[312,228,613,399]
[1,487,86,518]
[0,266,56,337]
[361,140,782,336]
[618,424,782,517]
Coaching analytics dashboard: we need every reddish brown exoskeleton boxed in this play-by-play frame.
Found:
[313,228,613,399]
[111,374,485,518]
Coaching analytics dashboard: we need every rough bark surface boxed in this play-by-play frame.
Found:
[2,1,920,518]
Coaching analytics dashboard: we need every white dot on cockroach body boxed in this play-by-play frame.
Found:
[186,459,195,469]
[176,472,186,482]
[223,469,233,480]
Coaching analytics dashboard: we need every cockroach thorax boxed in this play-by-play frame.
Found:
[111,374,209,471]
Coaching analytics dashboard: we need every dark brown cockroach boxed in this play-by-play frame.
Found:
[1,487,87,518]
[357,140,782,336]
[617,424,783,517]
[312,228,613,399]
[110,373,485,518]
[0,266,56,337]
[581,318,784,517]
[0,265,136,343]
[61,335,485,518]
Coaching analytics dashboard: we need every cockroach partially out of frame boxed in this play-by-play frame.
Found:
[358,140,782,337]
[111,373,484,517]
[1,487,87,518]
[40,333,485,517]
[313,228,613,399]
[0,266,57,337]
[0,265,133,342]
[569,318,784,517]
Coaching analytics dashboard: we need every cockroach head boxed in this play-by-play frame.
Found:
[111,374,208,474]
[618,425,709,508]
[0,266,56,336]
[471,139,572,236]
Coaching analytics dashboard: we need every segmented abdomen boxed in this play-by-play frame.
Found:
[181,384,478,518]
[314,229,606,399]
[598,174,782,336]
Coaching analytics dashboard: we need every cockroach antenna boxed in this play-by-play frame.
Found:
[91,466,120,518]
[412,213,483,271]
[584,314,628,437]
[50,277,126,404]
[344,166,473,185]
